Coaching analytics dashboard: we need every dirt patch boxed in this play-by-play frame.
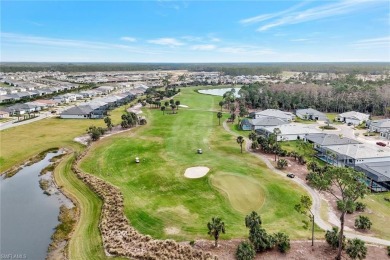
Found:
[184,166,210,178]
[165,227,181,235]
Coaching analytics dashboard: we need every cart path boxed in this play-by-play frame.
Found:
[222,120,390,246]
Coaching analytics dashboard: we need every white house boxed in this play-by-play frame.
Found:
[296,108,327,121]
[257,124,322,141]
[323,143,390,166]
[336,111,369,125]
[60,105,93,119]
[250,109,295,121]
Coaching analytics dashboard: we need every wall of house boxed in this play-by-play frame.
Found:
[60,114,90,119]
[354,156,390,165]
[345,118,361,125]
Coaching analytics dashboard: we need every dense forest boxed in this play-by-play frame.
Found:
[1,62,389,75]
[238,77,390,116]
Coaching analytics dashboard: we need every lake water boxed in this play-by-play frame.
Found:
[198,87,241,97]
[0,151,73,260]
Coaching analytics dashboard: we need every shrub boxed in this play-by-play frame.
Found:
[189,240,195,247]
[387,246,390,256]
[277,159,288,169]
[337,200,356,214]
[346,238,367,260]
[325,227,345,249]
[249,227,274,252]
[273,232,290,253]
[354,216,372,230]
[355,202,366,212]
[235,241,255,260]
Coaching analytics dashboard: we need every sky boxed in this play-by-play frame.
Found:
[1,0,389,62]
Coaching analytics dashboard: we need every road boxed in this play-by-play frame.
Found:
[222,120,390,246]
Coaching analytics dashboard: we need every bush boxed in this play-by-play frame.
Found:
[355,202,366,212]
[249,227,274,252]
[337,200,356,214]
[236,241,255,260]
[354,216,372,230]
[346,238,367,260]
[277,159,288,169]
[189,240,195,247]
[273,232,290,253]
[325,227,345,249]
[387,246,390,256]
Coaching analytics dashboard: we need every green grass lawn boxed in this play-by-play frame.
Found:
[79,87,312,241]
[325,113,343,125]
[0,104,129,173]
[360,193,390,240]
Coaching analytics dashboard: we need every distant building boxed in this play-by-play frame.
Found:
[256,124,321,141]
[249,109,295,121]
[336,111,369,125]
[296,108,327,121]
[240,117,289,131]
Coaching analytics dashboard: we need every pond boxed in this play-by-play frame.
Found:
[0,151,73,260]
[198,87,241,97]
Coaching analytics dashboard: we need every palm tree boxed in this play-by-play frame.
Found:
[161,106,166,115]
[217,112,223,125]
[248,131,257,141]
[164,101,169,107]
[237,136,244,153]
[171,104,176,114]
[175,100,180,110]
[207,217,225,247]
[219,101,224,111]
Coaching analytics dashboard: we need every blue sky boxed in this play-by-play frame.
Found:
[1,0,389,62]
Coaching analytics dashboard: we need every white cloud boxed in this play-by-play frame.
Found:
[147,37,184,46]
[217,45,275,56]
[0,32,156,54]
[191,44,216,51]
[240,2,308,24]
[240,0,381,32]
[351,36,390,49]
[120,37,136,42]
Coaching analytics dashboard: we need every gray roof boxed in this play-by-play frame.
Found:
[254,109,295,120]
[370,119,390,129]
[249,117,289,127]
[296,108,327,118]
[355,161,390,182]
[325,143,390,160]
[338,111,369,121]
[60,106,93,115]
[305,133,361,146]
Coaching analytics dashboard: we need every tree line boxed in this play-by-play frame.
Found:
[1,62,388,75]
[238,80,390,116]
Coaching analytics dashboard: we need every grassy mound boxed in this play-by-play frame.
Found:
[210,173,265,213]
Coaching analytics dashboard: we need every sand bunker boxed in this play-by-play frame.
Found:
[184,167,209,178]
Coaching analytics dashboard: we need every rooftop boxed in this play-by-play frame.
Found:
[325,143,390,159]
[355,161,390,182]
[305,133,361,146]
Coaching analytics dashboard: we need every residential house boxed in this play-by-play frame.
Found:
[60,105,94,119]
[355,161,390,192]
[256,124,322,141]
[336,111,369,125]
[304,133,361,164]
[249,109,295,121]
[240,117,289,131]
[0,111,10,118]
[322,143,390,167]
[367,119,390,140]
[296,108,327,121]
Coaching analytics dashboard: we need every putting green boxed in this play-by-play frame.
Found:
[210,173,265,213]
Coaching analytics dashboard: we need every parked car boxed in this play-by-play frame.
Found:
[347,122,353,126]
[376,142,386,147]
[287,173,295,178]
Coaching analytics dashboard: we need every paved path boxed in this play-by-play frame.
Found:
[222,120,390,246]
